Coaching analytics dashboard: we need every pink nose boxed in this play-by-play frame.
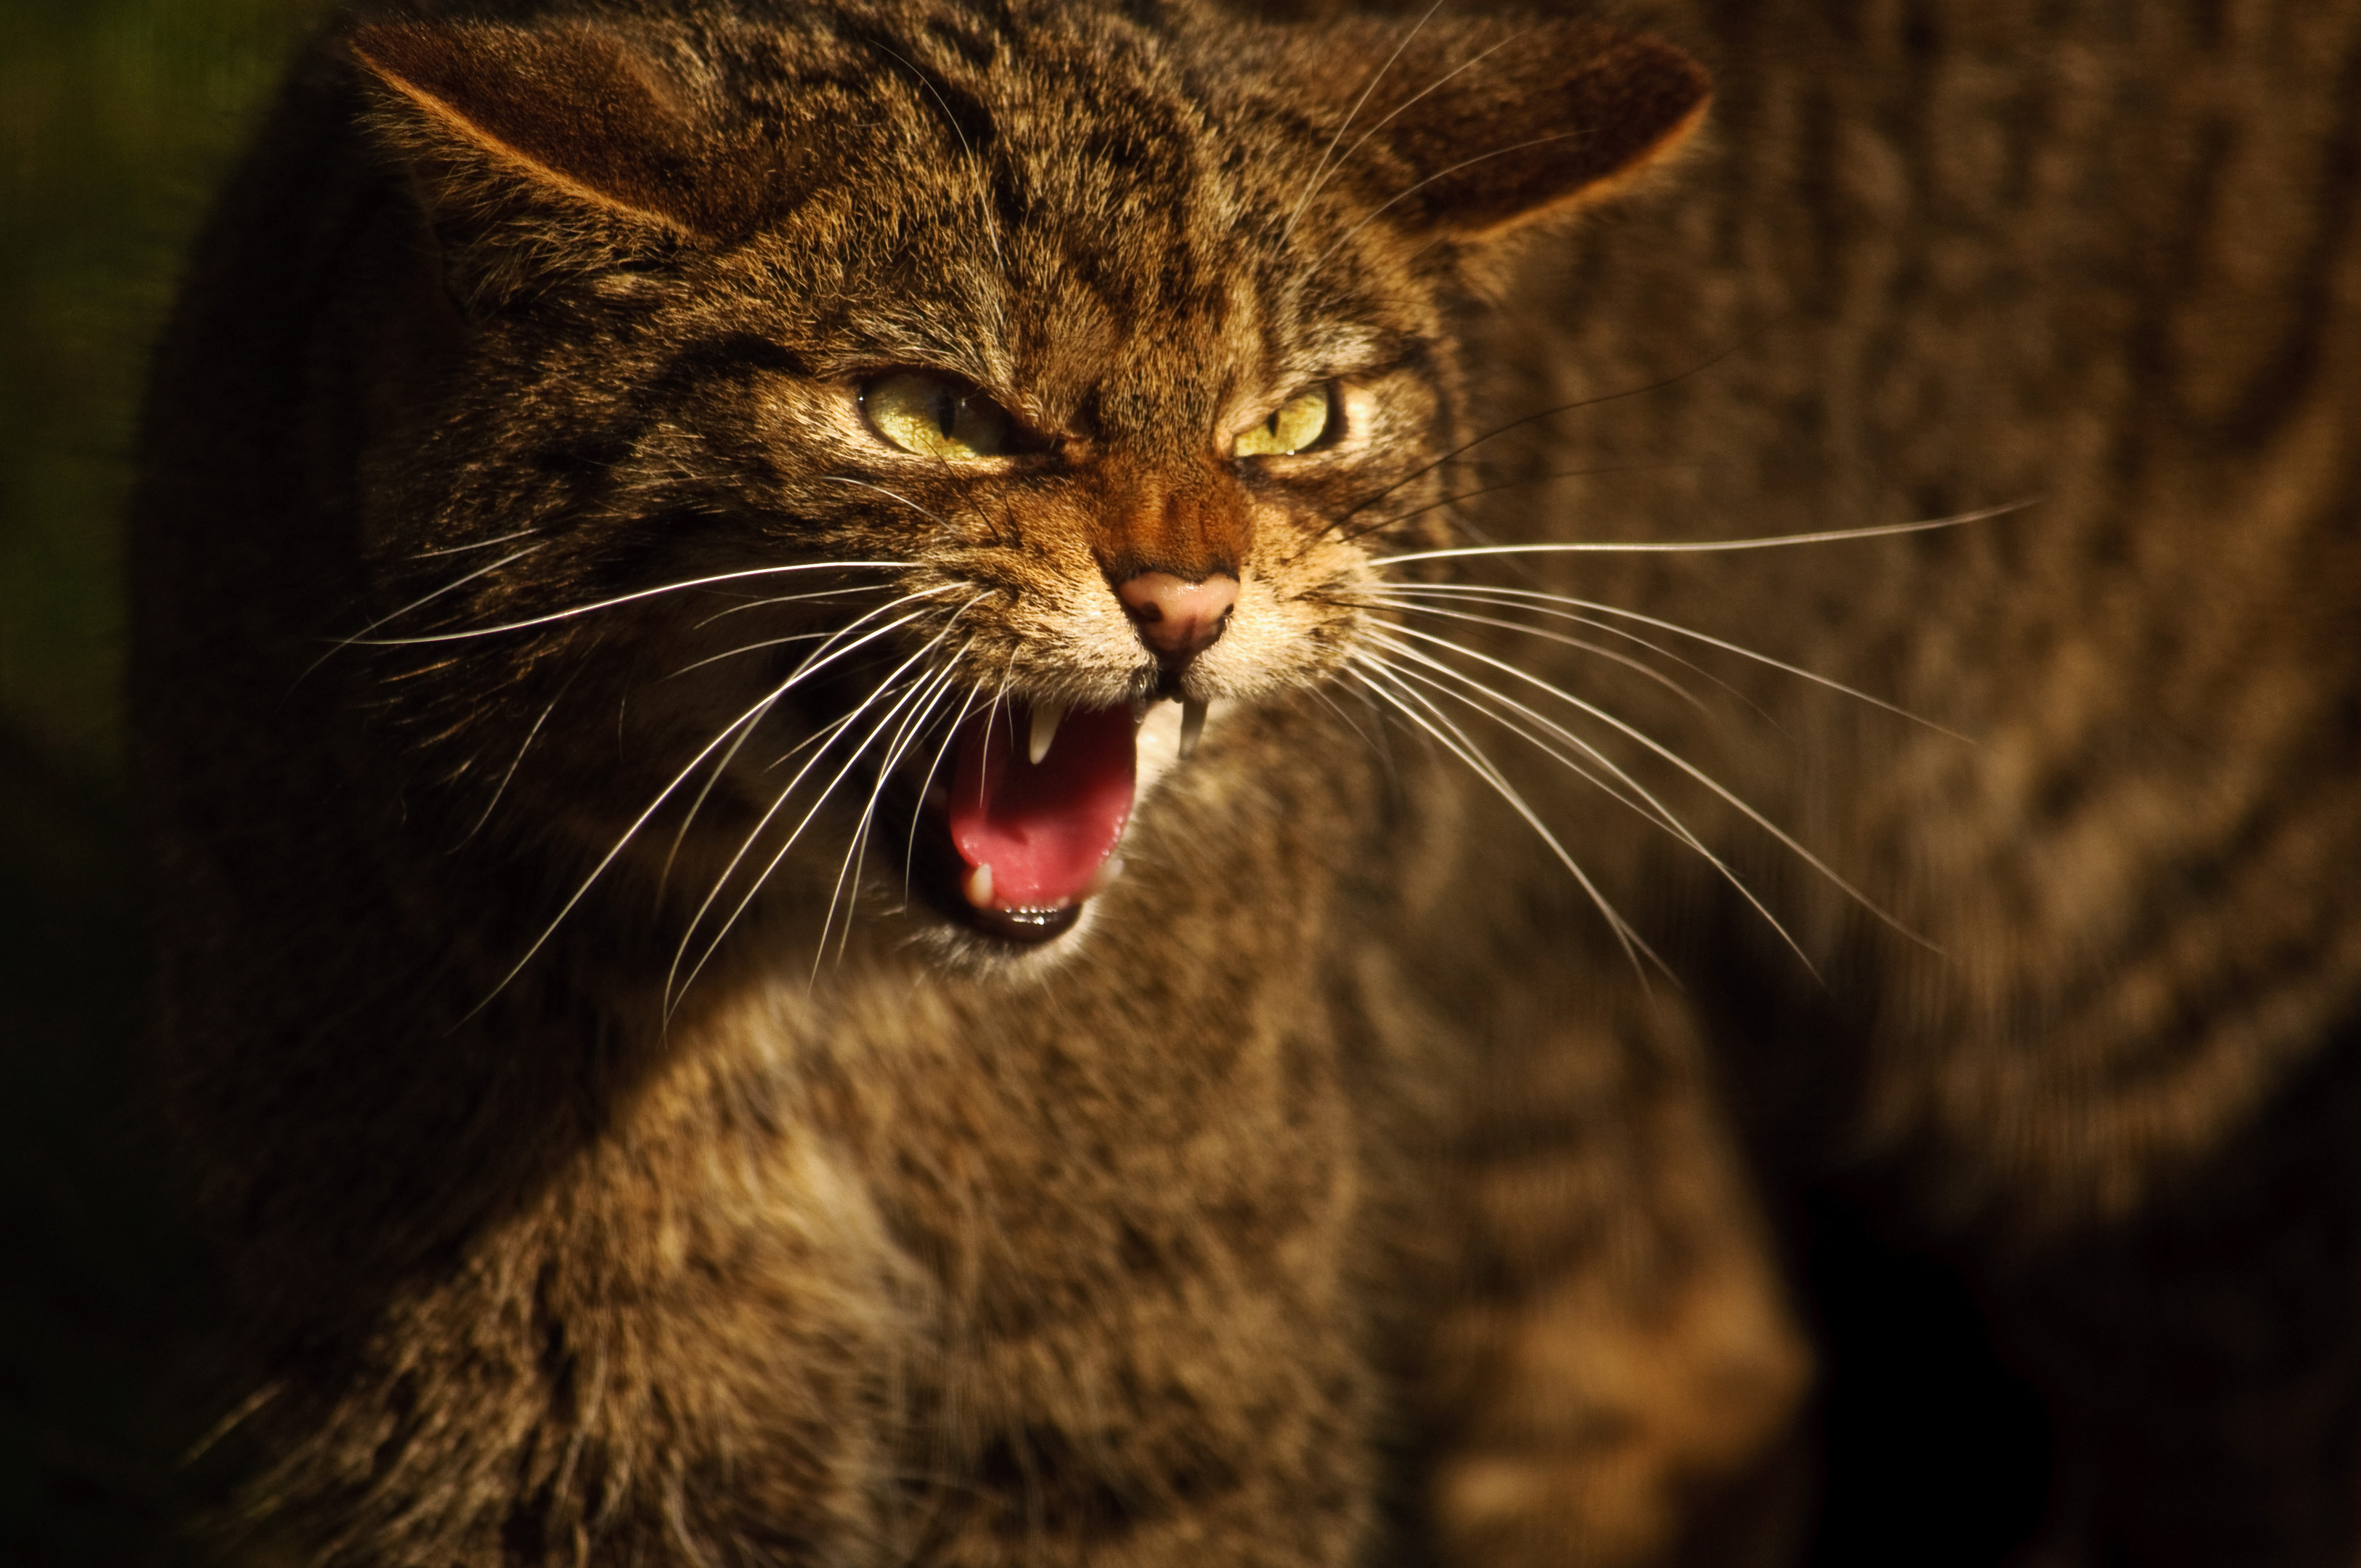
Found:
[1115,571,1239,666]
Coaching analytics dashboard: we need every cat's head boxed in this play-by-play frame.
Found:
[340,1,1705,965]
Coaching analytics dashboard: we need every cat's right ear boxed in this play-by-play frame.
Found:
[347,22,772,306]
[1273,18,1711,250]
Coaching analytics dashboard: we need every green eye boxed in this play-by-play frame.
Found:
[1233,385,1333,457]
[863,371,1014,459]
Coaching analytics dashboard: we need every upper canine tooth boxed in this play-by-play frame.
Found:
[1178,698,1208,760]
[1028,700,1068,766]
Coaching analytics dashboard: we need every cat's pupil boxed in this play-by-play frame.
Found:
[1233,385,1332,458]
[862,371,1011,459]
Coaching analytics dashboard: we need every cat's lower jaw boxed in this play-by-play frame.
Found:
[958,897,1087,943]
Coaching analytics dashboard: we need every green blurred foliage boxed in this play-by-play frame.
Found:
[0,0,315,767]
[1,0,317,1561]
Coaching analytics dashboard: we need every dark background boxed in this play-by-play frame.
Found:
[1,1,314,1561]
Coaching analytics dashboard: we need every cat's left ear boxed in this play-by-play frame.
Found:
[1285,20,1711,244]
[345,20,778,307]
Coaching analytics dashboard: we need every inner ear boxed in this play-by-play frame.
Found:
[1301,20,1711,242]
[349,21,764,241]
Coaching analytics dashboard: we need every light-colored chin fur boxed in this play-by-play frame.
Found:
[902,695,1211,974]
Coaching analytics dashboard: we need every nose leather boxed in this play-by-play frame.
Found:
[1117,571,1239,667]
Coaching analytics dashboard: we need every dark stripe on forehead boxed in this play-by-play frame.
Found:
[648,332,814,389]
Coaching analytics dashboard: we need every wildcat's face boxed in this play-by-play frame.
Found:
[348,5,1703,957]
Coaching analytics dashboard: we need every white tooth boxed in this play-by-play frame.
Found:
[1028,700,1067,766]
[961,862,995,910]
[1178,698,1207,760]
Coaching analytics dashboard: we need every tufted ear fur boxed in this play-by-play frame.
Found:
[349,22,778,301]
[1283,17,1710,244]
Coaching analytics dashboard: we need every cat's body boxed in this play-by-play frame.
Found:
[130,1,2361,1565]
[1479,6,2361,1560]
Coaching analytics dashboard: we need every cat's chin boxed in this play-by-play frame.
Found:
[902,894,1112,976]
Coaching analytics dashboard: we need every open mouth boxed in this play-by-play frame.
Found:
[918,699,1146,944]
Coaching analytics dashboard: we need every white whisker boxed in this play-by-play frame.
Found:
[670,585,965,677]
[826,654,976,941]
[667,604,982,1010]
[817,656,972,965]
[1373,502,2031,565]
[1362,629,1816,975]
[662,671,931,1014]
[1348,656,1665,981]
[1332,462,1692,550]
[872,45,1004,271]
[405,526,545,560]
[1354,593,1718,716]
[1308,129,1613,278]
[674,672,937,1008]
[774,596,969,690]
[312,544,548,674]
[903,677,987,899]
[1372,621,1930,947]
[452,663,587,849]
[1303,680,1386,761]
[1280,0,1452,240]
[356,560,907,647]
[657,702,775,898]
[473,682,800,1015]
[667,632,833,678]
[1365,581,1973,740]
[820,475,947,520]
[473,603,950,1013]
[690,583,903,632]
[1371,644,1681,830]
[1363,587,1773,722]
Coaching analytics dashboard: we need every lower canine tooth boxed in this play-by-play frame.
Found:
[1028,701,1067,766]
[1178,698,1207,759]
[961,862,995,909]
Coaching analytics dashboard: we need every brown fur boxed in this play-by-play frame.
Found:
[132,4,1721,1563]
[129,0,2361,1564]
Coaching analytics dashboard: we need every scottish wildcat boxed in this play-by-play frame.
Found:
[131,0,2361,1565]
[132,4,1769,1564]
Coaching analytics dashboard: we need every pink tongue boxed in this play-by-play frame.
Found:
[947,703,1138,907]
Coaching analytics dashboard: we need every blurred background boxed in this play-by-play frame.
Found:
[1,0,317,1560]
